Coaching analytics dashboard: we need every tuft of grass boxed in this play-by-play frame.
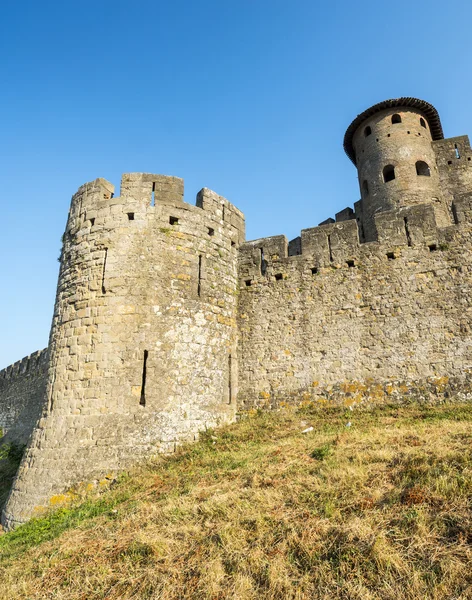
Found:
[0,403,471,599]
[310,443,333,460]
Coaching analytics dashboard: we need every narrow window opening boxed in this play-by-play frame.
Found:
[387,133,391,137]
[468,157,471,162]
[362,180,369,196]
[416,161,431,176]
[140,350,148,406]
[311,267,318,275]
[101,248,108,294]
[386,252,395,260]
[455,144,460,159]
[364,126,372,137]
[452,203,459,225]
[208,227,215,236]
[392,114,402,124]
[169,216,179,225]
[346,259,355,268]
[404,217,412,247]
[327,234,334,262]
[231,240,236,247]
[420,118,426,128]
[151,182,156,206]
[222,204,225,222]
[127,213,134,221]
[448,160,453,165]
[90,218,95,226]
[275,273,283,281]
[228,354,232,404]
[407,131,411,134]
[245,279,252,287]
[198,255,202,297]
[429,244,438,252]
[383,165,396,183]
[260,248,267,276]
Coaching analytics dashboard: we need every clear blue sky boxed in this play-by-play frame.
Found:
[1,0,472,368]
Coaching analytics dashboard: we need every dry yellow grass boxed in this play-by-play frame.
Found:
[0,403,471,599]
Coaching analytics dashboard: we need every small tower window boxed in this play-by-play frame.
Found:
[416,161,431,177]
[455,144,461,159]
[383,165,396,183]
[420,117,427,128]
[364,126,372,137]
[391,114,402,124]
[362,180,369,196]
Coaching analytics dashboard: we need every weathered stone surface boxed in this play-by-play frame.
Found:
[2,175,244,529]
[237,214,472,408]
[0,350,48,445]
[352,106,451,239]
[3,97,472,529]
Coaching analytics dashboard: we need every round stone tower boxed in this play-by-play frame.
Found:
[3,173,245,529]
[344,98,451,240]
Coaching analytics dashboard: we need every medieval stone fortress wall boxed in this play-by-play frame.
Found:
[0,349,48,445]
[1,174,244,529]
[2,97,472,529]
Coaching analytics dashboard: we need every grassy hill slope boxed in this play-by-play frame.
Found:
[0,403,471,600]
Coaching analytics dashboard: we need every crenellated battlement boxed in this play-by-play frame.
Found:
[239,195,472,284]
[0,349,48,446]
[0,349,48,382]
[65,174,245,246]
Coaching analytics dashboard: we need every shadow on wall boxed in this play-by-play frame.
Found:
[0,442,25,512]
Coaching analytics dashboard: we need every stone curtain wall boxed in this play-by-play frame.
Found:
[238,195,472,409]
[3,174,244,529]
[0,350,48,445]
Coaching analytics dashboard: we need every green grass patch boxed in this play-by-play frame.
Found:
[0,402,471,600]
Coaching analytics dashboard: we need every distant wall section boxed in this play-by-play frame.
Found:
[0,350,48,446]
[238,196,472,409]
